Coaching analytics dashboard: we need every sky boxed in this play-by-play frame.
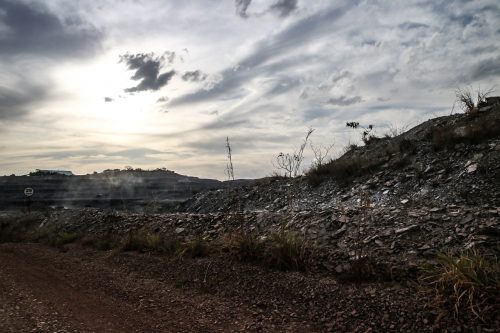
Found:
[0,0,499,179]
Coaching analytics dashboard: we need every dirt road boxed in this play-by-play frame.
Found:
[1,243,496,332]
[0,243,259,332]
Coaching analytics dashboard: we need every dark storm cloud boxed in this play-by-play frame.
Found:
[172,2,356,106]
[181,70,208,82]
[120,53,176,93]
[0,84,46,120]
[0,0,102,58]
[235,0,252,18]
[269,0,298,17]
[326,95,363,106]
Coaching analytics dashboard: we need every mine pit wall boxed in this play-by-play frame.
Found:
[0,172,226,211]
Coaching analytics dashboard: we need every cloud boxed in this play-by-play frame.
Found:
[120,53,176,93]
[235,0,252,18]
[171,3,356,106]
[0,0,102,59]
[156,96,169,103]
[398,22,429,30]
[326,96,363,106]
[469,56,500,81]
[234,0,298,19]
[181,70,208,82]
[104,97,113,102]
[111,148,164,159]
[303,108,335,121]
[0,82,47,120]
[269,0,298,17]
[184,132,291,154]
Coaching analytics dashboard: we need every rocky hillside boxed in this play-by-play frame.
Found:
[182,110,500,213]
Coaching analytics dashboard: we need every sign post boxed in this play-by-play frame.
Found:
[24,187,34,213]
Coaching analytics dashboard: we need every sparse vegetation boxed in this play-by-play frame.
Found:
[309,141,334,168]
[346,121,379,145]
[306,154,383,187]
[456,87,492,115]
[22,228,81,249]
[265,231,310,271]
[121,230,182,254]
[225,136,235,181]
[222,230,312,271]
[81,232,122,251]
[179,237,209,258]
[274,128,314,177]
[432,115,500,149]
[0,214,42,243]
[225,231,265,263]
[419,251,500,321]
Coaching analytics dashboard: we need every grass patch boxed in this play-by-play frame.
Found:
[179,237,209,258]
[0,214,42,243]
[419,251,500,321]
[81,232,122,251]
[265,231,310,271]
[225,232,265,262]
[24,229,81,249]
[223,231,312,271]
[121,230,182,254]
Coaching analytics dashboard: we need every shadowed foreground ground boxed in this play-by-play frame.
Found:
[0,243,496,332]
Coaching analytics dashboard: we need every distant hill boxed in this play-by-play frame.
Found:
[0,169,231,211]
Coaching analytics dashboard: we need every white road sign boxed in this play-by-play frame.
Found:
[24,187,34,197]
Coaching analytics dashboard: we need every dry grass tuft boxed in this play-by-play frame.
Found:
[179,237,209,258]
[121,230,182,255]
[419,251,500,321]
[265,231,310,271]
[225,232,265,262]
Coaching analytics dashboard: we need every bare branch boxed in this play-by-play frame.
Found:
[225,136,234,181]
[274,128,314,177]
